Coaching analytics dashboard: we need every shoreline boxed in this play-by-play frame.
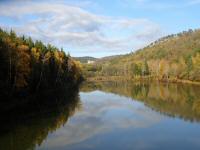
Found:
[86,76,200,85]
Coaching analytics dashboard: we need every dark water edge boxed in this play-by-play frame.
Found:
[0,86,81,150]
[0,81,82,111]
[0,84,81,128]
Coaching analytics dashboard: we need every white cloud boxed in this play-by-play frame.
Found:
[0,1,163,56]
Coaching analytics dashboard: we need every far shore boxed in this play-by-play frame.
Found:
[86,76,200,85]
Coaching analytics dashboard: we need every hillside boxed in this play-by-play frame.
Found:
[95,55,124,64]
[84,29,200,82]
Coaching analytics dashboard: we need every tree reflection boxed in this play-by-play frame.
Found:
[0,90,81,150]
[81,81,200,122]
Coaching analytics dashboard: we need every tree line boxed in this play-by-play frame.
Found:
[0,28,83,101]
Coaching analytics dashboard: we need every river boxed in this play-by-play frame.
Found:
[1,81,200,150]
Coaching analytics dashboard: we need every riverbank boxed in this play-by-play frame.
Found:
[86,76,200,85]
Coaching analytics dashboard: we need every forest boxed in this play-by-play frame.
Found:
[83,29,200,83]
[0,28,83,111]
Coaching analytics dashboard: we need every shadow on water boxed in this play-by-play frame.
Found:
[0,88,82,150]
[81,81,200,122]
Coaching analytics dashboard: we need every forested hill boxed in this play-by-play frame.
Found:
[84,29,200,82]
[0,28,83,107]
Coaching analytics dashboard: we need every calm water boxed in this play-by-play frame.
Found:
[1,81,200,150]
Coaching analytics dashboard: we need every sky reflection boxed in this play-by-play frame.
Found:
[39,91,162,149]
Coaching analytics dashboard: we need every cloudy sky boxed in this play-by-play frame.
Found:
[0,0,199,57]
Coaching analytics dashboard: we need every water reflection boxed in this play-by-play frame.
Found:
[38,90,162,150]
[0,90,81,150]
[1,81,200,150]
[81,81,200,122]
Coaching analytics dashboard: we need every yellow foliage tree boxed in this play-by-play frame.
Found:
[15,45,30,88]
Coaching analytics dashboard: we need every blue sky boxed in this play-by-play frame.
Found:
[0,0,199,57]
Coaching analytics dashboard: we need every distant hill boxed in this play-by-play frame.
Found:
[83,29,200,82]
[95,55,124,64]
[73,56,98,63]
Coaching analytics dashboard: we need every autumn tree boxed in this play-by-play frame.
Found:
[14,45,31,89]
[192,53,200,80]
[131,63,142,77]
[0,28,83,99]
[142,59,150,76]
[185,55,193,79]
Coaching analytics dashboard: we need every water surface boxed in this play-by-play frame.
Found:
[1,81,200,150]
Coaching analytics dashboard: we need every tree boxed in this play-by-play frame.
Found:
[131,63,142,76]
[142,59,149,76]
[158,60,169,79]
[14,45,31,88]
[185,55,193,79]
[26,37,34,49]
[192,53,200,80]
[169,63,179,78]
